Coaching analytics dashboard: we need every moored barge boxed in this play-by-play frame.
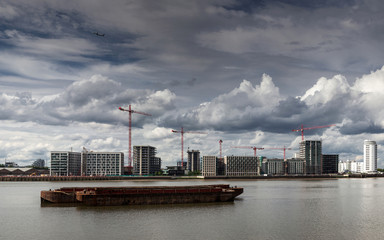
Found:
[41,184,243,206]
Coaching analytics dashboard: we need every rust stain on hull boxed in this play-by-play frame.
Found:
[41,184,243,206]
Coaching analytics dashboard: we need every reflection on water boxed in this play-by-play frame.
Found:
[2,179,384,240]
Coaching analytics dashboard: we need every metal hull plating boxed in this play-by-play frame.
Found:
[41,185,243,206]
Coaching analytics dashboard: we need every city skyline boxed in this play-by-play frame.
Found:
[1,1,384,166]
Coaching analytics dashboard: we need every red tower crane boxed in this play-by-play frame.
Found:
[292,124,336,141]
[119,105,151,167]
[231,146,264,157]
[219,140,223,159]
[264,146,292,160]
[171,127,207,167]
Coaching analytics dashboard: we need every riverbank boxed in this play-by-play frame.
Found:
[1,173,383,181]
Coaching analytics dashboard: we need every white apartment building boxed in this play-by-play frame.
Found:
[82,152,124,176]
[363,140,377,173]
[338,160,364,173]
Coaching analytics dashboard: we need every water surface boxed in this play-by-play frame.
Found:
[1,178,383,240]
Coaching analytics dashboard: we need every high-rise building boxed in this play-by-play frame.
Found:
[50,151,82,176]
[322,154,339,174]
[224,156,258,176]
[363,140,377,173]
[82,152,124,176]
[133,146,161,175]
[187,150,200,172]
[300,140,322,174]
[202,156,217,176]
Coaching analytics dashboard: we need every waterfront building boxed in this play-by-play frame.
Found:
[0,167,49,176]
[363,140,377,173]
[300,140,322,174]
[322,154,339,174]
[202,156,217,176]
[224,156,258,176]
[286,158,305,175]
[50,151,81,176]
[217,157,226,176]
[187,150,201,172]
[4,161,19,167]
[165,166,185,176]
[264,158,284,175]
[32,159,45,168]
[133,146,161,175]
[338,160,364,173]
[82,152,124,176]
[352,161,364,173]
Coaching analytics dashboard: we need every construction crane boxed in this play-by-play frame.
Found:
[292,124,336,141]
[219,140,223,159]
[264,146,292,160]
[171,127,207,167]
[119,105,151,167]
[231,146,264,157]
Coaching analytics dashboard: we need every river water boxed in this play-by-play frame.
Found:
[1,178,384,240]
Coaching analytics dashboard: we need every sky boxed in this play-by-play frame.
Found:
[1,0,384,167]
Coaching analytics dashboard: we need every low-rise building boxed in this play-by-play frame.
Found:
[322,154,338,174]
[224,156,258,176]
[265,158,284,175]
[339,160,364,173]
[287,158,305,175]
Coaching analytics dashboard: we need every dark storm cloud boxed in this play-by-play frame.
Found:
[3,0,384,100]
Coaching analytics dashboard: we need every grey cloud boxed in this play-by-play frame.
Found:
[0,75,176,127]
[159,67,384,137]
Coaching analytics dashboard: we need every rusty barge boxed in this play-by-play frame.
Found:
[41,184,243,206]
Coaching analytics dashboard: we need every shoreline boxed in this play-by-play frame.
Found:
[1,173,383,181]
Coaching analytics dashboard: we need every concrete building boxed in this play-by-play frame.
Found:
[50,151,82,176]
[32,159,45,168]
[217,157,226,176]
[322,154,339,174]
[363,140,377,173]
[202,156,217,176]
[187,150,201,173]
[224,156,258,176]
[264,158,284,175]
[82,152,124,176]
[133,146,161,175]
[286,158,305,175]
[300,140,322,174]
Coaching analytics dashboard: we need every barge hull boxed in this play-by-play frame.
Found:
[41,185,243,206]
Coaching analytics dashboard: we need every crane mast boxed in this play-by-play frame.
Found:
[219,140,223,159]
[119,105,151,168]
[171,127,207,167]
